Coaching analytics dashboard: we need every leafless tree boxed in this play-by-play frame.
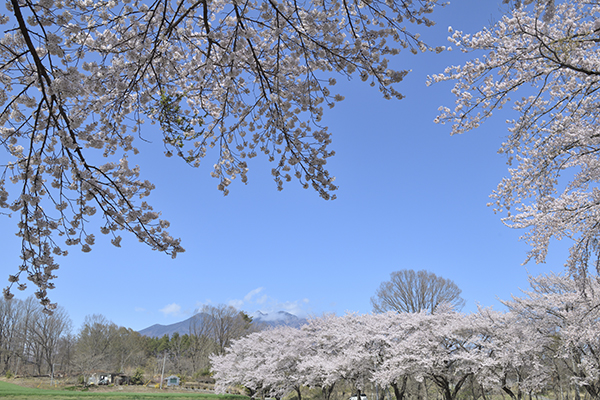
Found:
[200,304,258,355]
[110,326,148,374]
[73,314,117,377]
[188,314,215,375]
[0,298,23,373]
[371,269,465,314]
[28,304,72,374]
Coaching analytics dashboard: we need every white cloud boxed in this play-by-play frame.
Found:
[194,299,213,312]
[159,303,182,316]
[228,299,243,309]
[226,287,265,311]
[252,297,312,318]
[278,300,309,317]
[198,289,312,318]
[244,287,264,302]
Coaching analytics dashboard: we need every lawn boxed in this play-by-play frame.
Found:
[0,380,248,400]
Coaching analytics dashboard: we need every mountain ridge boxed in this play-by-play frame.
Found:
[138,310,307,337]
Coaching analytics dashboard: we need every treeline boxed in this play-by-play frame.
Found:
[0,301,257,381]
[212,273,600,400]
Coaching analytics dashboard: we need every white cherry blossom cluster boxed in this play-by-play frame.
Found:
[430,0,600,276]
[1,0,442,311]
[212,274,600,400]
[500,273,600,398]
[213,311,492,400]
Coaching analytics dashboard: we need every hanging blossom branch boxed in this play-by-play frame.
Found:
[1,0,442,312]
[430,0,600,277]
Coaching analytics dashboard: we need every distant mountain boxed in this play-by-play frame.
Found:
[138,313,207,337]
[138,311,307,338]
[251,311,307,328]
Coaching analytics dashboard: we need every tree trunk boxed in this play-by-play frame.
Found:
[480,384,488,400]
[391,377,408,400]
[470,377,478,400]
[502,386,519,400]
[322,383,335,400]
[417,381,424,400]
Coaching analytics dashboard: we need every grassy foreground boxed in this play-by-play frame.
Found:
[0,380,248,400]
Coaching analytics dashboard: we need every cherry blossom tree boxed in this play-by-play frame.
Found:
[212,321,311,397]
[502,273,600,399]
[369,312,420,400]
[213,312,486,400]
[431,0,600,276]
[213,314,385,399]
[470,307,551,400]
[251,326,308,400]
[1,0,443,311]
[297,314,343,400]
[210,339,242,393]
[212,280,600,400]
[211,332,265,396]
[299,313,418,400]
[299,314,377,399]
[386,311,476,400]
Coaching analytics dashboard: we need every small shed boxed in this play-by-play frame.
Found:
[166,375,180,387]
[88,372,130,386]
[88,372,113,385]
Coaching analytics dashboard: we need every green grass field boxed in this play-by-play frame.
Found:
[0,380,249,400]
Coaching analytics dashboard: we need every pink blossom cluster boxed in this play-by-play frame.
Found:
[212,274,600,400]
[431,0,600,277]
[0,0,441,311]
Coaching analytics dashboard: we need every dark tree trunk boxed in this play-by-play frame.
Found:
[322,383,336,400]
[391,377,408,400]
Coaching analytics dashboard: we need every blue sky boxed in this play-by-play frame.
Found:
[3,0,571,332]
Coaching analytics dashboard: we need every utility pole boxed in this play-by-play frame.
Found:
[159,353,167,389]
[51,363,61,386]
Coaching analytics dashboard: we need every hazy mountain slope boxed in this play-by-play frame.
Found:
[138,311,306,337]
[138,313,207,337]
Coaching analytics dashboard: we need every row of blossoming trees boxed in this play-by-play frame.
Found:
[211,273,600,400]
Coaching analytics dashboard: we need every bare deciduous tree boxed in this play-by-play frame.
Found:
[73,314,117,377]
[200,304,257,355]
[188,314,215,375]
[371,269,465,314]
[0,298,24,374]
[28,305,71,374]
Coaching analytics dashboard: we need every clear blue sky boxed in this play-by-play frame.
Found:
[2,0,570,332]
